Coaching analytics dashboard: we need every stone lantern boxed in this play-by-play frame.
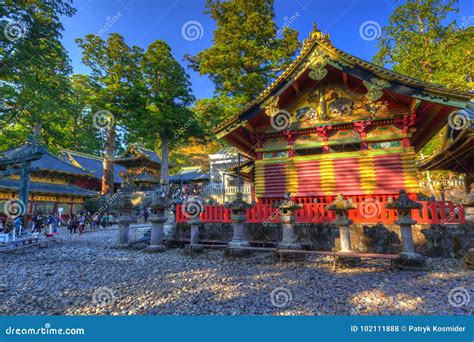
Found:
[385,189,426,268]
[325,193,357,253]
[273,192,302,250]
[113,191,133,248]
[144,190,171,252]
[464,248,474,269]
[183,196,205,254]
[224,192,254,256]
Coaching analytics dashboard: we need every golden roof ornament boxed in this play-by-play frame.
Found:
[309,22,330,42]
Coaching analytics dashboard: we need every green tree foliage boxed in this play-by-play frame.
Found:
[374,0,472,156]
[187,0,300,115]
[0,0,76,150]
[375,0,472,199]
[126,40,196,187]
[67,74,104,154]
[433,25,473,89]
[374,0,457,81]
[76,33,142,193]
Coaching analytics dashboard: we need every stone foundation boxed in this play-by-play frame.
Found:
[174,222,474,258]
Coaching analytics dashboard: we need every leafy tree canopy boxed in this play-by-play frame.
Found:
[0,0,76,150]
[186,0,300,112]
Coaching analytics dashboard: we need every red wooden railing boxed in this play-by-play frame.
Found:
[175,201,466,225]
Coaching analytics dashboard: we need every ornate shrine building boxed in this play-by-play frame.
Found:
[0,141,97,218]
[0,141,162,219]
[112,145,161,191]
[60,149,127,192]
[213,26,473,206]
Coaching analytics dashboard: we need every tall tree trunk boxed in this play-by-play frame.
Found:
[33,121,42,139]
[102,127,115,195]
[160,132,169,194]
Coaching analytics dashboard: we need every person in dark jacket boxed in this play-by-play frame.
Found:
[67,216,78,235]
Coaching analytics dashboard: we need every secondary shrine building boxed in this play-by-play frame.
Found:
[0,142,161,219]
[213,27,473,205]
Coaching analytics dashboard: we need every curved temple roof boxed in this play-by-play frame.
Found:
[60,150,126,184]
[418,103,474,174]
[213,24,472,156]
[0,179,97,197]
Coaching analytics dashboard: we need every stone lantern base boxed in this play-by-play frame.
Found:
[114,243,130,249]
[277,242,303,250]
[334,255,361,266]
[184,244,204,254]
[144,244,167,253]
[224,246,252,257]
[396,252,427,270]
[463,248,474,269]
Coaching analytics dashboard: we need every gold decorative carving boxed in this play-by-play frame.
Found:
[308,49,329,81]
[264,96,280,116]
[363,77,390,101]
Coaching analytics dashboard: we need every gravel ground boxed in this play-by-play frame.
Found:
[0,229,473,316]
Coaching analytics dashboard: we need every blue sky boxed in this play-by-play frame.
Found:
[61,0,473,100]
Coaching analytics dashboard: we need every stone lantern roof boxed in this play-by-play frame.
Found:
[385,189,422,210]
[273,192,302,211]
[225,192,254,211]
[325,193,357,212]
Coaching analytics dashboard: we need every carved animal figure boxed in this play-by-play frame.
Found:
[327,92,353,116]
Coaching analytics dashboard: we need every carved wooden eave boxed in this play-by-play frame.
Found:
[212,25,472,154]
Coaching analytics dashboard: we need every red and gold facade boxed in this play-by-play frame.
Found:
[214,26,472,205]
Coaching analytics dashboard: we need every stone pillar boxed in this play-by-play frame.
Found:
[274,192,302,250]
[145,191,171,252]
[339,225,352,252]
[116,211,132,248]
[183,196,204,254]
[386,189,426,269]
[325,193,357,253]
[184,218,203,254]
[112,192,133,248]
[229,211,248,248]
[145,215,167,252]
[225,193,254,256]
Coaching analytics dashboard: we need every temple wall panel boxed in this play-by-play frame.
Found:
[255,148,419,199]
[295,160,321,197]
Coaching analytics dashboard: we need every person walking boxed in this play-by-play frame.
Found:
[108,213,113,227]
[32,213,43,233]
[101,214,108,229]
[67,215,78,235]
[144,207,150,223]
[78,214,86,235]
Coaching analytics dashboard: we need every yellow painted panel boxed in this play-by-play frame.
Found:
[319,159,335,195]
